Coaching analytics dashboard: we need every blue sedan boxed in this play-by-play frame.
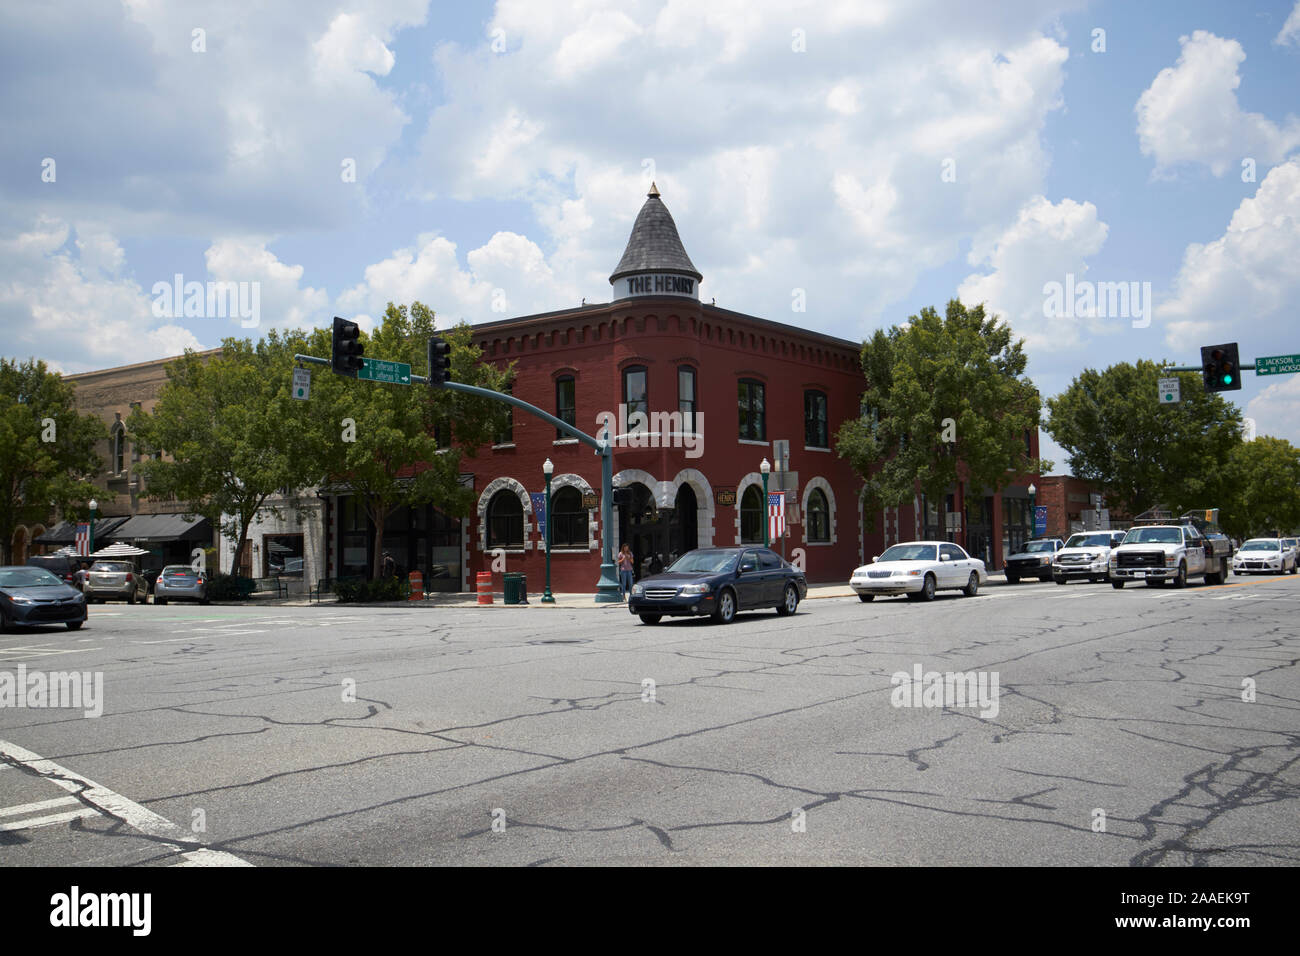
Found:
[628,547,807,625]
[0,566,88,632]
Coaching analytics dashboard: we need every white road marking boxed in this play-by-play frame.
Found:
[0,737,252,866]
[0,645,102,659]
[0,808,100,832]
[0,795,80,817]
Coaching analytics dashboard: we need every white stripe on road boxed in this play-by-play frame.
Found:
[0,808,100,832]
[0,737,252,866]
[0,795,79,817]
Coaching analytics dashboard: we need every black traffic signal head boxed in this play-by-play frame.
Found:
[331,316,364,377]
[427,334,451,386]
[1200,342,1241,392]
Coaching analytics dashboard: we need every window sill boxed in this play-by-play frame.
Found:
[804,446,831,453]
[492,443,516,451]
[486,547,526,554]
[803,540,833,547]
[552,439,579,446]
[738,438,769,447]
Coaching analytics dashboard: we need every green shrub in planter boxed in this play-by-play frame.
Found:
[207,573,251,601]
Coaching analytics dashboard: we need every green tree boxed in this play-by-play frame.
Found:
[303,302,512,578]
[0,359,107,563]
[1045,360,1242,516]
[836,300,1048,524]
[128,333,320,575]
[1219,436,1300,539]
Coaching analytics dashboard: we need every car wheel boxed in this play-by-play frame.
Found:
[66,621,83,631]
[712,588,736,624]
[1171,563,1187,588]
[858,594,874,603]
[0,610,11,633]
[963,573,979,597]
[1053,575,1066,585]
[1111,580,1124,589]
[638,614,661,625]
[917,574,936,602]
[776,583,799,616]
[1005,573,1019,585]
[127,591,136,605]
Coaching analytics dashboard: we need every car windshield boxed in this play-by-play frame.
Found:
[668,551,738,574]
[1022,541,1056,552]
[0,568,63,588]
[1123,528,1182,544]
[1065,533,1113,548]
[1240,541,1279,552]
[878,544,937,562]
[91,561,131,572]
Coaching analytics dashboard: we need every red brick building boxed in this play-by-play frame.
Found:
[1036,476,1131,539]
[323,186,1041,591]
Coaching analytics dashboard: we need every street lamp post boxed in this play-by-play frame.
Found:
[1028,482,1037,539]
[760,458,771,547]
[88,498,98,558]
[541,458,555,604]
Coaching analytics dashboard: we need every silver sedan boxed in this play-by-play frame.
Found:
[154,565,210,605]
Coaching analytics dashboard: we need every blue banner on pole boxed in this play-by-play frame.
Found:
[531,492,547,534]
[1034,506,1048,536]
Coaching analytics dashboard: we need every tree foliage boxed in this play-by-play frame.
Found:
[1044,360,1242,516]
[1219,436,1300,538]
[0,358,106,563]
[836,300,1047,520]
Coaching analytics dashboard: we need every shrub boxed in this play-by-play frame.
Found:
[207,573,251,601]
[333,576,410,603]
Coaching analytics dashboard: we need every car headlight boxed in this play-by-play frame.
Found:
[1109,555,1118,565]
[10,594,34,604]
[631,584,644,596]
[1165,555,1178,566]
[680,583,710,595]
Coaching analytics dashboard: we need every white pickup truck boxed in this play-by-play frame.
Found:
[1108,512,1232,588]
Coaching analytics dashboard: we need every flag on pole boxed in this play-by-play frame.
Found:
[75,522,91,556]
[768,493,785,542]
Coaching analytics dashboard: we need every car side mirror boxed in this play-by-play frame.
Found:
[939,554,952,562]
[871,555,878,563]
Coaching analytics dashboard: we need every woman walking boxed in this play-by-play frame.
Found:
[617,544,635,600]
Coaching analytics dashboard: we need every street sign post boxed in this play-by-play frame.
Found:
[292,367,311,401]
[1255,353,1300,376]
[1157,377,1180,404]
[356,358,411,384]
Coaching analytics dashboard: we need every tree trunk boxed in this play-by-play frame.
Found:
[369,498,393,580]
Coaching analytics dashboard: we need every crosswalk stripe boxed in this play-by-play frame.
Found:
[0,795,79,818]
[0,808,99,832]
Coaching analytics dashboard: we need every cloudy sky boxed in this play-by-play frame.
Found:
[3,0,1299,470]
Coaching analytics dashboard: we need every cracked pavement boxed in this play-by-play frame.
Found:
[1,576,1297,866]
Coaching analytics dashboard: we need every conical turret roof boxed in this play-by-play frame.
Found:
[609,183,703,283]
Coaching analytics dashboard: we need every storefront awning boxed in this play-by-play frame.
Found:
[108,513,211,543]
[35,516,129,544]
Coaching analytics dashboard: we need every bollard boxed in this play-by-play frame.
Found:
[408,570,423,602]
[476,570,493,605]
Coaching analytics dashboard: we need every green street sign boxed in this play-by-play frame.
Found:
[357,358,411,384]
[1255,353,1300,376]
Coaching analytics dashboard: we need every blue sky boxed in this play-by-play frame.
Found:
[3,0,1299,470]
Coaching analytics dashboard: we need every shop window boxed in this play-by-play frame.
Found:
[804,390,828,447]
[740,485,764,543]
[551,486,588,547]
[738,379,766,441]
[264,534,305,578]
[487,491,524,548]
[807,489,830,542]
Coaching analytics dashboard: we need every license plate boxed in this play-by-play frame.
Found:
[1133,571,1146,578]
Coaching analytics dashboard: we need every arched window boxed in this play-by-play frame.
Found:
[807,488,830,542]
[112,423,126,475]
[486,490,523,548]
[551,486,588,548]
[740,485,764,544]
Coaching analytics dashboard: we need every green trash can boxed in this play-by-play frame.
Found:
[503,572,527,605]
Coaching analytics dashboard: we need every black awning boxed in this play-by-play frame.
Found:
[109,513,211,543]
[35,516,129,544]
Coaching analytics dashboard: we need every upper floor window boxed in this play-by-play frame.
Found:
[623,366,648,421]
[556,376,576,439]
[678,366,697,433]
[495,383,513,444]
[738,379,765,442]
[111,423,126,475]
[804,390,828,447]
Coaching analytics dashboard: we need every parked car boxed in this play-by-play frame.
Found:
[25,554,81,586]
[141,567,165,595]
[1232,538,1297,575]
[628,547,807,625]
[154,565,210,604]
[850,541,987,602]
[0,566,87,632]
[1051,531,1126,584]
[83,560,148,604]
[1003,538,1065,583]
[1282,537,1300,566]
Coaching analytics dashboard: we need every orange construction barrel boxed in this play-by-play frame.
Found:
[408,570,423,601]
[476,570,493,605]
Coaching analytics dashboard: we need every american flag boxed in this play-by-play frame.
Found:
[768,493,785,542]
[75,522,91,556]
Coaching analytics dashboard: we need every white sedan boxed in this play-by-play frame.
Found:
[1233,538,1298,575]
[849,541,988,602]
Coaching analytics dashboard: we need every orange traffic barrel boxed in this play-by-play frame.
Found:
[408,570,423,601]
[476,570,493,605]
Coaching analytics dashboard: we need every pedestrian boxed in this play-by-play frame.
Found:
[617,544,634,600]
[381,552,396,579]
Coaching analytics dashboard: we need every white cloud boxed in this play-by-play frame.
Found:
[203,239,331,332]
[1135,30,1300,176]
[1276,2,1300,46]
[1246,374,1300,447]
[1158,160,1300,343]
[956,196,1109,353]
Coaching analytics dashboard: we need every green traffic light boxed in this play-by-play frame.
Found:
[1223,374,1233,385]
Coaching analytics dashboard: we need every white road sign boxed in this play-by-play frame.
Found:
[1158,377,1179,404]
[292,367,311,401]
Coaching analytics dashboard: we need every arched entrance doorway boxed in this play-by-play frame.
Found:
[619,482,665,579]
[670,484,697,560]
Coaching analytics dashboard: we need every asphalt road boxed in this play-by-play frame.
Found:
[2,574,1298,866]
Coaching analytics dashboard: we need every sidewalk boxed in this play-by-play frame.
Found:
[215,572,1022,609]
